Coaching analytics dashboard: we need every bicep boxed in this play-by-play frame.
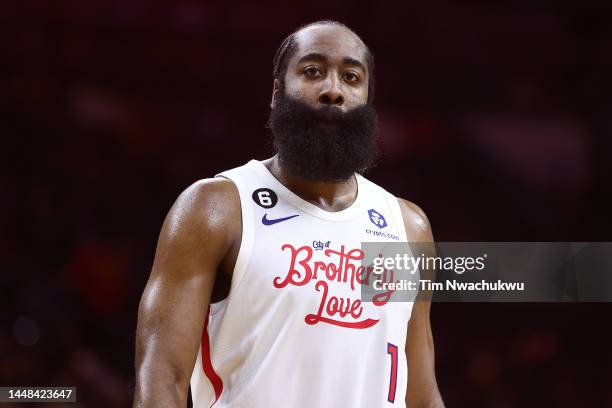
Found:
[136,252,214,385]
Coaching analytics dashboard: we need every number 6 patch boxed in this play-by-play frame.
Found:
[252,188,278,209]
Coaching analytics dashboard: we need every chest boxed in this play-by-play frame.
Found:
[243,216,408,330]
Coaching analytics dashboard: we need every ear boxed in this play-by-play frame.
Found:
[270,79,280,109]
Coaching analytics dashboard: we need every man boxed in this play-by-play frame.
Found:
[134,20,444,408]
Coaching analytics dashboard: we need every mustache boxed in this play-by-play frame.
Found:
[301,103,357,122]
[267,94,376,131]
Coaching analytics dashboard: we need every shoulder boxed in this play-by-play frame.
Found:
[176,177,239,215]
[396,198,434,243]
[178,177,239,206]
[165,177,241,244]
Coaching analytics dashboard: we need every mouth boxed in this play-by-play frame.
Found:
[318,107,345,123]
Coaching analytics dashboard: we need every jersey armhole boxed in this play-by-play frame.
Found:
[390,195,417,323]
[209,174,255,315]
[390,196,410,242]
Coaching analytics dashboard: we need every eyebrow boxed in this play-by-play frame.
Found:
[296,52,367,72]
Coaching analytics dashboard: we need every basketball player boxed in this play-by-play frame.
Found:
[134,20,444,408]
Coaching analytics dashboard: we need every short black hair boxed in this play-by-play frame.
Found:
[272,20,376,103]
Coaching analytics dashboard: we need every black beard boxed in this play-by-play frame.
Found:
[267,92,378,182]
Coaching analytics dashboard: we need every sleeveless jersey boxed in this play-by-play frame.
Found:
[190,159,414,408]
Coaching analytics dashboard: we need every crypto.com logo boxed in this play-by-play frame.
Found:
[368,209,387,229]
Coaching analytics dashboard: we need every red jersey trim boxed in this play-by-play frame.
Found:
[201,306,223,407]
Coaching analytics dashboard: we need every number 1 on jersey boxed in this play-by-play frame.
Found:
[387,342,398,403]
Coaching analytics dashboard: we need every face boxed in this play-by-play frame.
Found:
[268,24,378,182]
[272,24,369,112]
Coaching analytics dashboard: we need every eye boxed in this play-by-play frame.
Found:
[343,71,360,82]
[303,66,322,78]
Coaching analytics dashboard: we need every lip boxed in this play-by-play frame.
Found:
[318,108,345,122]
[326,106,345,114]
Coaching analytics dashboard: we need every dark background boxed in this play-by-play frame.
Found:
[2,1,612,407]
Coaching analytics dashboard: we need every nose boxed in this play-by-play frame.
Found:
[318,76,344,107]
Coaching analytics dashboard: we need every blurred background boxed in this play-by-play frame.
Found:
[2,0,612,407]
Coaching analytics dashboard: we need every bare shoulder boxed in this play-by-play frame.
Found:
[175,178,240,218]
[396,198,434,243]
[163,177,241,248]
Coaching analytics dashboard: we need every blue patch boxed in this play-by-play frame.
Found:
[368,209,387,229]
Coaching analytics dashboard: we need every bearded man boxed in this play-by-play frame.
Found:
[134,20,444,408]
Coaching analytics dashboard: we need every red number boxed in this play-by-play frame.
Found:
[387,342,398,403]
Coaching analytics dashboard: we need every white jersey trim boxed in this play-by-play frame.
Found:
[210,171,255,314]
[250,159,368,221]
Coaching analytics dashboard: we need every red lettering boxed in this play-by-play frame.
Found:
[373,269,397,306]
[273,244,313,288]
[274,243,391,330]
[304,281,376,329]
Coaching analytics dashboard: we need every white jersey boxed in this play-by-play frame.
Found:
[190,159,414,408]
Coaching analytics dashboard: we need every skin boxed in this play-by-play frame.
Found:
[134,23,444,407]
[399,199,445,408]
[134,179,240,407]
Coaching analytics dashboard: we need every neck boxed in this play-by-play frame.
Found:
[262,155,358,212]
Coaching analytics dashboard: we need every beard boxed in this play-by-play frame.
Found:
[267,91,378,182]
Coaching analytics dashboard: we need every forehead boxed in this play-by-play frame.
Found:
[291,24,367,66]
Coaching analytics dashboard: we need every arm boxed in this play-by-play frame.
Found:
[398,199,445,408]
[133,179,240,407]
